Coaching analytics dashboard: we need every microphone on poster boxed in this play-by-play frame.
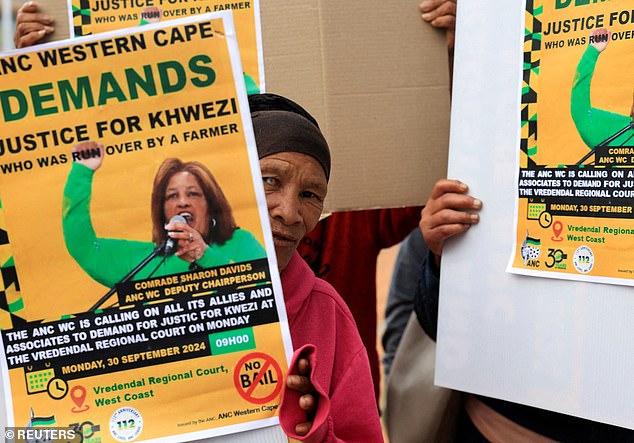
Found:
[163,214,187,256]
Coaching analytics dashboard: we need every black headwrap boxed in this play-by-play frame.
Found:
[249,93,331,181]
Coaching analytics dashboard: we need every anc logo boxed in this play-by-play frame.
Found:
[521,231,541,267]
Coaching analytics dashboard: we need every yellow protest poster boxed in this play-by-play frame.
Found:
[68,0,264,93]
[0,12,292,441]
[509,0,634,284]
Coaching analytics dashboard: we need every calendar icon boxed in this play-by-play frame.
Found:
[25,368,55,394]
[527,202,546,220]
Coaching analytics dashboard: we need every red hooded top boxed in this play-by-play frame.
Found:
[278,252,384,443]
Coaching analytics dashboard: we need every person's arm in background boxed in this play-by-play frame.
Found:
[413,179,481,338]
[14,1,54,48]
[381,227,427,375]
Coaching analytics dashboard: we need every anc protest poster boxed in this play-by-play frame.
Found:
[0,12,293,442]
[67,0,264,93]
[509,0,634,284]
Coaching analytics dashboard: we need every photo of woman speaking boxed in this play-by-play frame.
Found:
[62,141,266,291]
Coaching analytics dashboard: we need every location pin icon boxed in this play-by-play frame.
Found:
[553,220,563,239]
[71,386,87,409]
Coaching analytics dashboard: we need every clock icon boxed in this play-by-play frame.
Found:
[47,377,69,400]
[538,211,553,228]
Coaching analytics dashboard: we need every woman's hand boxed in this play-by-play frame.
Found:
[72,142,104,171]
[165,220,207,263]
[286,357,317,436]
[14,1,54,48]
[419,179,481,265]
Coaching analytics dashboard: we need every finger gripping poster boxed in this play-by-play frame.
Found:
[509,0,634,285]
[0,13,292,442]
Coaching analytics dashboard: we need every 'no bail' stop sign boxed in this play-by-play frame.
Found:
[233,352,283,404]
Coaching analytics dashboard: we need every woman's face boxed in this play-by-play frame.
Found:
[164,171,210,238]
[259,152,327,271]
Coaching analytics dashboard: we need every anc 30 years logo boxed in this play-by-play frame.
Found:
[544,248,568,269]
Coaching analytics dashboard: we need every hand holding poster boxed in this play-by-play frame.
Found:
[509,0,634,284]
[0,12,292,441]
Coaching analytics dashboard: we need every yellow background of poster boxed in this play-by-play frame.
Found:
[0,18,263,320]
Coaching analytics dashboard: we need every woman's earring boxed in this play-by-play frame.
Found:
[211,218,217,229]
